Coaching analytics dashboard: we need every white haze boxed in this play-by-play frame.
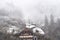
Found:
[0,0,60,23]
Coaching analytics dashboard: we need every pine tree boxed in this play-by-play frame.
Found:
[50,14,54,26]
[49,14,55,35]
[45,15,48,26]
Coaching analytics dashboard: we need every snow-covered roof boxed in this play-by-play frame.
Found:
[7,26,20,34]
[33,27,45,35]
[26,24,45,35]
[26,25,35,28]
[7,24,45,35]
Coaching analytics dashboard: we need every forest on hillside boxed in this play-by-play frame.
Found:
[0,9,60,40]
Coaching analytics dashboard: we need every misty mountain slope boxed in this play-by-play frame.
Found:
[0,9,25,32]
[0,18,25,29]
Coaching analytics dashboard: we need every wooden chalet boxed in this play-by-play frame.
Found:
[14,27,44,40]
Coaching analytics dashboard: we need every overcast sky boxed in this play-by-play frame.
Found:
[0,0,60,23]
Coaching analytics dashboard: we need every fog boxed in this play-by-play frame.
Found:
[0,0,60,40]
[0,0,60,23]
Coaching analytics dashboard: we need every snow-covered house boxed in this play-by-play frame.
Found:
[14,24,45,40]
[7,26,20,34]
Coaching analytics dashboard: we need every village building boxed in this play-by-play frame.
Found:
[13,24,45,40]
